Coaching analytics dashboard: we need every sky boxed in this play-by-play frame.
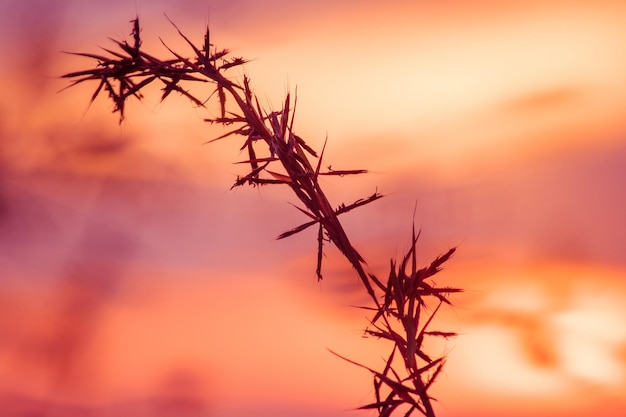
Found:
[0,0,625,416]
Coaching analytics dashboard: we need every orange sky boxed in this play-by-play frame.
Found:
[1,1,625,416]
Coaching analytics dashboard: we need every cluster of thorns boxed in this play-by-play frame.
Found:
[63,17,462,417]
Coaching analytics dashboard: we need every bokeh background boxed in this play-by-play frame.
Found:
[1,0,625,416]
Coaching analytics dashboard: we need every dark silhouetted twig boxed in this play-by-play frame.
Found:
[62,16,461,417]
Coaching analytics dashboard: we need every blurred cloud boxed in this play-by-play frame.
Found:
[502,86,583,113]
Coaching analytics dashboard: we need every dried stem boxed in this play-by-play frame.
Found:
[62,16,462,417]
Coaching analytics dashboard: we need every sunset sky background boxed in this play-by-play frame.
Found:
[1,0,625,416]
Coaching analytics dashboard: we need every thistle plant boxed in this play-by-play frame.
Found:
[63,16,462,417]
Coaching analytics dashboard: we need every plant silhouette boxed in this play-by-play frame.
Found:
[63,16,462,417]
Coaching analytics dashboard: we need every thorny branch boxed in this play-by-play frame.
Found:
[63,16,462,417]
